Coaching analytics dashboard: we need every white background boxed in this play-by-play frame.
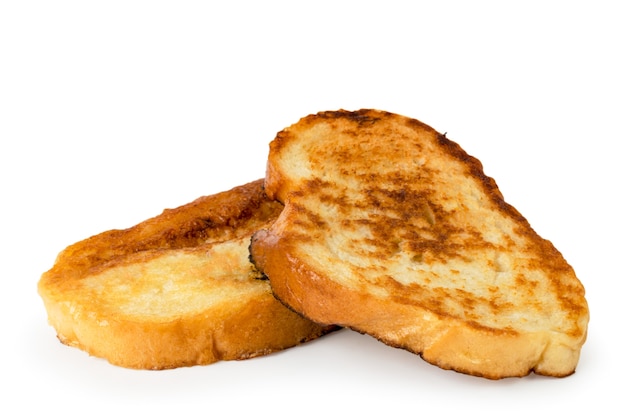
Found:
[2,1,624,415]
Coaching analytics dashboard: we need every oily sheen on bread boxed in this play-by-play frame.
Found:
[39,180,335,370]
[249,109,589,379]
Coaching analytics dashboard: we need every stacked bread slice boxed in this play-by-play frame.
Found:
[38,179,336,369]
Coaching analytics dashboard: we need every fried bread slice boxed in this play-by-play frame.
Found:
[249,109,589,379]
[39,179,335,370]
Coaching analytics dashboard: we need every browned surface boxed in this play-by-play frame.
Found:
[250,109,589,379]
[45,178,282,279]
[38,180,336,370]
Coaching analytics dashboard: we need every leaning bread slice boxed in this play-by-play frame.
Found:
[249,109,589,379]
[39,179,335,370]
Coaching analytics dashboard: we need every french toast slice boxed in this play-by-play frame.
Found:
[249,109,589,379]
[38,179,335,370]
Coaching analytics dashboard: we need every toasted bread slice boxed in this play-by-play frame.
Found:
[39,180,335,370]
[249,109,589,379]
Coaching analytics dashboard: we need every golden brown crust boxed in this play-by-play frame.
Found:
[47,179,282,277]
[250,109,589,379]
[39,180,336,369]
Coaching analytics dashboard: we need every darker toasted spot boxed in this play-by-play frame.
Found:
[302,178,349,207]
[465,320,518,336]
[315,109,386,126]
[291,202,327,229]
